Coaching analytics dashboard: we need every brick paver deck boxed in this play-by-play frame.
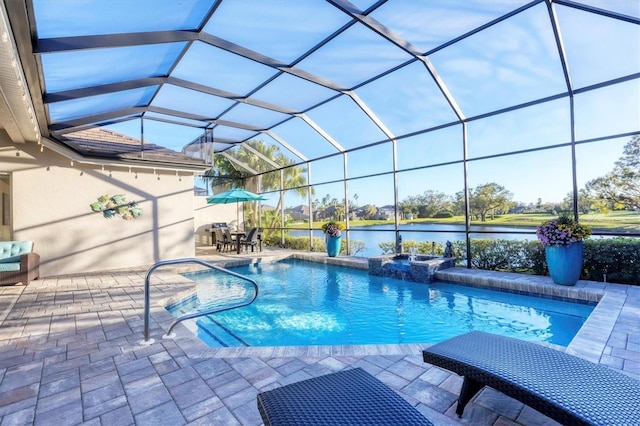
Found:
[0,248,638,425]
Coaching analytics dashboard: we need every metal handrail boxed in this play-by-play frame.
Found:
[141,258,258,344]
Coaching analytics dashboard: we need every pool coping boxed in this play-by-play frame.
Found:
[162,253,633,366]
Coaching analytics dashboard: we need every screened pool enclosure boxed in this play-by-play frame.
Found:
[6,0,640,258]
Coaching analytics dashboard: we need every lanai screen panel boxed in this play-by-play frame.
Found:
[24,0,637,171]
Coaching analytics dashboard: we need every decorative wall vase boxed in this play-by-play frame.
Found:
[326,235,342,257]
[545,241,583,286]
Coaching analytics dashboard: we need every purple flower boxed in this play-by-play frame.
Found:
[322,221,344,237]
[536,216,592,247]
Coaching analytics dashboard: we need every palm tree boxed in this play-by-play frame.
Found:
[255,153,310,232]
[201,156,245,193]
[206,140,311,235]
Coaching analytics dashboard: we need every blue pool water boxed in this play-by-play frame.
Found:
[168,259,594,348]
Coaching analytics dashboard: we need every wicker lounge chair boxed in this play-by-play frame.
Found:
[257,367,433,426]
[422,331,640,426]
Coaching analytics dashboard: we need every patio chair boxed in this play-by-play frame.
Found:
[214,228,231,252]
[257,368,433,426]
[224,228,240,253]
[422,331,640,425]
[240,227,259,252]
[209,227,219,249]
[256,227,263,251]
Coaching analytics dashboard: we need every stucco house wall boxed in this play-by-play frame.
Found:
[1,132,199,277]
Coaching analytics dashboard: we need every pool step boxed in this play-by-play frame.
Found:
[197,316,249,348]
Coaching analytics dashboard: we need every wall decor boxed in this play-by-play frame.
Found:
[90,194,142,220]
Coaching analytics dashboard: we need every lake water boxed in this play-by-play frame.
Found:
[290,223,537,257]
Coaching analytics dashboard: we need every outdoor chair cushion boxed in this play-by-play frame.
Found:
[0,241,33,262]
[0,263,21,271]
[257,367,433,426]
[422,331,640,426]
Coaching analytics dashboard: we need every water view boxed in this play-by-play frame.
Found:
[290,223,536,257]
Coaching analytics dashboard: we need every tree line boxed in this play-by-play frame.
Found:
[385,136,639,221]
[205,136,639,224]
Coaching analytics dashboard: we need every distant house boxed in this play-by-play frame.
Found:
[377,205,397,220]
[316,205,336,220]
[284,204,309,220]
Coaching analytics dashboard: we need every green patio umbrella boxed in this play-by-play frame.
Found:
[206,188,267,227]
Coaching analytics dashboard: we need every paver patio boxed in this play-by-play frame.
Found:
[0,248,638,425]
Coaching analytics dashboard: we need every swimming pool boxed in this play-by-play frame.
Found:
[168,259,594,348]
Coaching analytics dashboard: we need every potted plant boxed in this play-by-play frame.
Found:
[536,215,592,285]
[322,221,345,257]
